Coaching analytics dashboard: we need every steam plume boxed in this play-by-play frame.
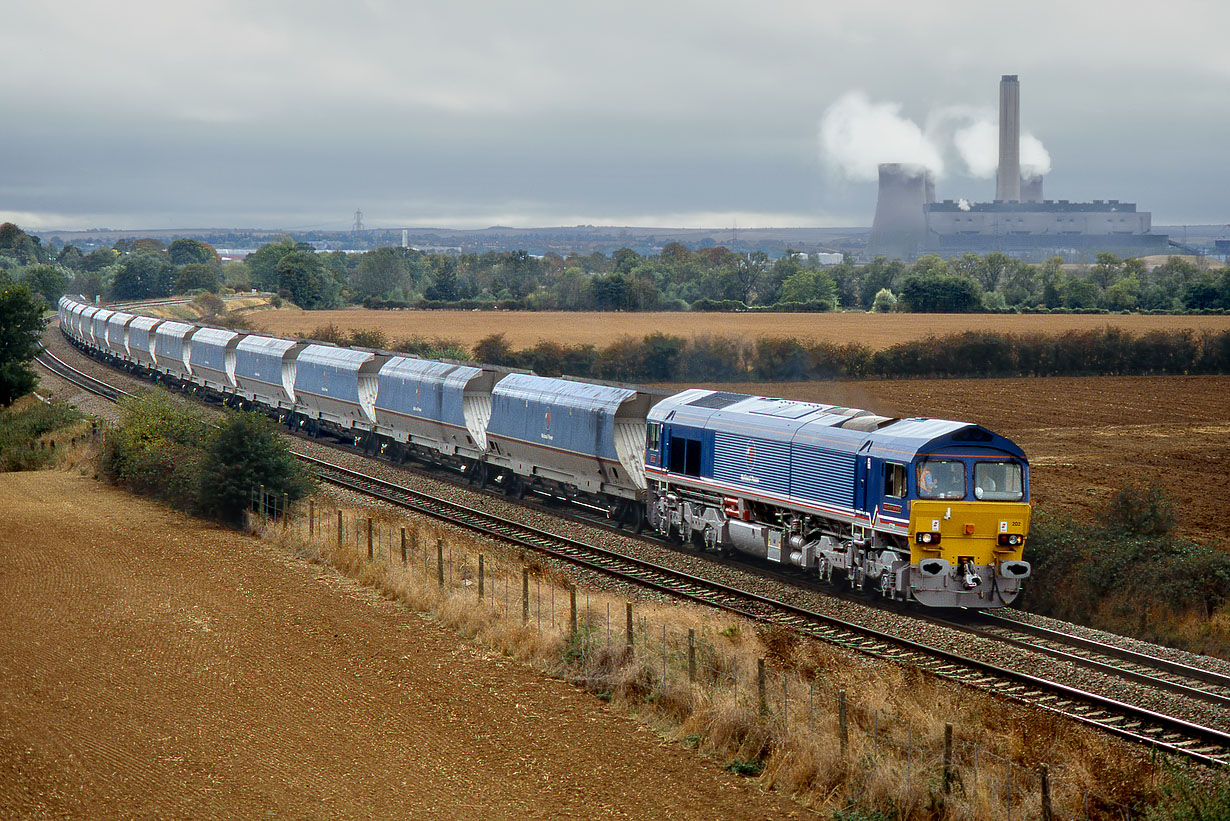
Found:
[819,91,944,181]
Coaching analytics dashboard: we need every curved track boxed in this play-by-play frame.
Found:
[40,324,1230,767]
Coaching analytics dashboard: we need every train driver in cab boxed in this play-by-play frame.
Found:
[917,460,965,499]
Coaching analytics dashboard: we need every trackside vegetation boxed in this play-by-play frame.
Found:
[1023,481,1230,659]
[0,400,82,471]
[99,391,313,525]
[308,325,1230,383]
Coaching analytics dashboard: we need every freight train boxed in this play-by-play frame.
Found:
[58,296,1032,608]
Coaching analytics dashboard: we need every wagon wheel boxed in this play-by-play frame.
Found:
[626,502,645,534]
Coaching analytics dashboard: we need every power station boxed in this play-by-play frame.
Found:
[867,75,1170,261]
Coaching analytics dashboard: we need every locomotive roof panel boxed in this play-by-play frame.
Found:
[865,419,1026,462]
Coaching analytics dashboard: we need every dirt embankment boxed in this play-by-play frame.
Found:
[0,471,815,819]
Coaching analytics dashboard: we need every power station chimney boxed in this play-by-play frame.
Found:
[996,75,1021,202]
[868,163,928,260]
[1020,172,1044,203]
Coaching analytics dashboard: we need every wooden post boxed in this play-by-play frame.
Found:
[282,493,289,528]
[838,690,849,757]
[309,500,315,535]
[337,510,343,550]
[943,723,954,793]
[436,539,444,588]
[400,528,407,564]
[569,585,577,634]
[367,518,373,560]
[688,629,696,683]
[260,484,266,523]
[522,569,529,623]
[478,555,485,599]
[757,658,766,715]
[625,603,633,648]
[1040,764,1052,821]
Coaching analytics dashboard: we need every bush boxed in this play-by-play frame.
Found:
[197,411,314,525]
[99,391,313,524]
[1023,483,1230,653]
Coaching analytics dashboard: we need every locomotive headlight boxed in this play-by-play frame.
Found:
[916,532,941,545]
[997,533,1024,546]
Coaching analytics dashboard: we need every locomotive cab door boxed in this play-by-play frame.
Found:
[855,442,872,514]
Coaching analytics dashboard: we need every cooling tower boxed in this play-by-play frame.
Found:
[924,170,936,205]
[868,163,928,259]
[1020,173,1044,203]
[996,75,1021,202]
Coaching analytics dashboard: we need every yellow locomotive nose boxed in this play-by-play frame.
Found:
[909,500,1031,567]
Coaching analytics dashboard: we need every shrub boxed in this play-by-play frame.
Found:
[197,411,314,525]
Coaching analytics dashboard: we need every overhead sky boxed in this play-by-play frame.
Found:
[3,1,1227,232]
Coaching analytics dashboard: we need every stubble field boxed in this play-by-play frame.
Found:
[251,308,1230,349]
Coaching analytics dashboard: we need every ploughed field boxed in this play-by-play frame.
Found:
[660,375,1230,548]
[0,471,813,819]
[252,308,1230,349]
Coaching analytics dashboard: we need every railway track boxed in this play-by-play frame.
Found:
[38,326,1230,767]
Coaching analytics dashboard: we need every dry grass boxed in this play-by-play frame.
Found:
[252,494,1181,819]
[251,307,1230,351]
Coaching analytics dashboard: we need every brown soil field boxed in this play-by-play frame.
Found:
[250,308,1230,350]
[659,375,1230,547]
[0,471,816,819]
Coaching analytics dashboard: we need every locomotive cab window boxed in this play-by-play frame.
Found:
[646,422,661,451]
[883,463,907,498]
[974,461,1024,501]
[917,460,965,500]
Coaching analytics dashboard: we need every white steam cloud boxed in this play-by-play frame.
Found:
[819,91,944,181]
[820,93,1051,182]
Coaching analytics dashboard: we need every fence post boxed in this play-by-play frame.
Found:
[309,500,315,535]
[401,528,407,564]
[943,723,953,793]
[757,658,767,715]
[522,569,529,623]
[367,518,373,559]
[1040,764,1052,821]
[337,510,343,550]
[688,629,696,683]
[437,539,444,588]
[838,690,849,757]
[283,493,289,528]
[569,586,577,634]
[625,603,633,649]
[260,484,266,523]
[478,555,485,600]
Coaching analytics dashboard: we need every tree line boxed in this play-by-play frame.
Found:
[4,221,1229,314]
[308,325,1230,384]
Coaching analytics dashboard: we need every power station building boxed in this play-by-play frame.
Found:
[867,76,1170,261]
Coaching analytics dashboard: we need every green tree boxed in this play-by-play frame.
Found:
[352,247,410,301]
[779,268,837,306]
[167,238,219,266]
[81,248,118,273]
[0,282,46,406]
[110,253,175,300]
[425,257,461,301]
[1088,252,1123,289]
[56,245,85,271]
[175,263,221,293]
[19,264,69,306]
[197,411,313,525]
[871,288,897,312]
[898,273,983,312]
[245,238,295,291]
[0,223,48,266]
[859,257,905,307]
[277,250,337,309]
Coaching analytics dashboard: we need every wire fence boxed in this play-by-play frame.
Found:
[251,487,1149,820]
